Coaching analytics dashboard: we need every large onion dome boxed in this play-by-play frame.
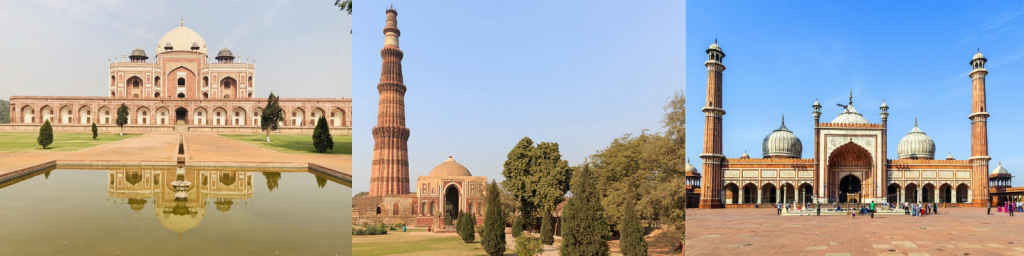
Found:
[762,116,802,158]
[896,119,936,159]
[832,104,870,124]
[428,156,472,176]
[992,162,1010,175]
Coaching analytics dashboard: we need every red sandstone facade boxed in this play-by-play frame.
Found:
[369,8,411,197]
[697,42,1005,208]
[3,22,351,135]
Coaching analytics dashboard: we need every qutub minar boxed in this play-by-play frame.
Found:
[356,7,488,230]
[694,40,1024,209]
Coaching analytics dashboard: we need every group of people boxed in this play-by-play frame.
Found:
[901,202,937,217]
[995,201,1022,216]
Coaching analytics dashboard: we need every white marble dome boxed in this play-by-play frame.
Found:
[762,119,802,158]
[685,159,698,173]
[897,124,936,159]
[831,105,870,124]
[157,26,207,55]
[993,162,1009,175]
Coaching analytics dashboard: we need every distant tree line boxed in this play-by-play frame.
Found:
[0,99,9,124]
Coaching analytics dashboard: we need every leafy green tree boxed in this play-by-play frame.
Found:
[313,116,334,153]
[514,234,544,256]
[559,164,610,256]
[335,0,352,14]
[619,188,648,256]
[37,120,53,149]
[501,137,573,228]
[260,93,283,142]
[0,99,10,124]
[457,212,476,243]
[481,180,507,256]
[91,123,98,140]
[661,90,686,248]
[116,103,129,136]
[540,211,554,245]
[512,215,524,237]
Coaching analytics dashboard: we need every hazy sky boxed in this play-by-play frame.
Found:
[0,0,351,100]
[351,1,686,193]
[687,1,1024,186]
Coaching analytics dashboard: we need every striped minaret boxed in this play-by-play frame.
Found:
[969,49,991,206]
[369,7,411,196]
[699,39,726,209]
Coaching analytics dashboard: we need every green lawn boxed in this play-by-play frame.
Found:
[353,232,510,256]
[220,134,352,155]
[0,132,140,152]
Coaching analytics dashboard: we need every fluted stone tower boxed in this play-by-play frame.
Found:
[969,50,991,205]
[369,7,411,197]
[699,40,726,209]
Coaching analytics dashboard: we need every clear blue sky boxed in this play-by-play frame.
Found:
[352,1,685,193]
[686,1,1024,186]
[0,0,351,100]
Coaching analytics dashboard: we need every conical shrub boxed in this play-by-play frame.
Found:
[512,215,524,238]
[619,190,648,256]
[559,164,610,256]
[481,180,507,256]
[38,120,53,149]
[540,211,554,245]
[458,212,476,243]
[312,116,334,153]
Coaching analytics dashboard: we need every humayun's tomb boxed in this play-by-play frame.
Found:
[1,19,351,135]
[352,8,487,230]
[692,40,1024,209]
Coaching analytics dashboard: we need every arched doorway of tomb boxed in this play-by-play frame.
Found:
[922,183,936,203]
[175,107,188,125]
[98,106,112,124]
[393,203,399,216]
[78,106,93,124]
[722,183,739,205]
[905,183,918,203]
[443,185,460,225]
[429,201,436,216]
[21,105,35,124]
[212,107,228,126]
[838,175,862,203]
[956,183,970,203]
[58,105,73,124]
[311,108,326,127]
[828,142,873,201]
[221,77,237,98]
[193,107,208,125]
[761,183,777,204]
[127,76,143,98]
[125,170,143,186]
[232,107,246,126]
[290,108,306,127]
[887,183,901,203]
[155,107,169,125]
[40,105,55,124]
[939,183,953,203]
[331,108,346,127]
[742,183,757,204]
[799,183,814,204]
[252,107,263,126]
[136,107,151,125]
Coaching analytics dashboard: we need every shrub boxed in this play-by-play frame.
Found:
[482,180,507,256]
[312,116,334,153]
[619,191,647,256]
[393,222,406,230]
[458,212,476,243]
[512,215,524,237]
[38,120,53,149]
[540,211,554,245]
[91,123,98,140]
[559,164,610,256]
[514,233,545,256]
[352,226,390,236]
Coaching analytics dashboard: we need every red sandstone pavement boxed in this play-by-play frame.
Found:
[0,133,350,176]
[687,208,1024,255]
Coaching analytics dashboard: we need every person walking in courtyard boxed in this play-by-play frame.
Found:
[816,202,821,216]
[904,202,910,215]
[1011,202,1016,216]
[777,203,782,215]
[988,201,992,215]
[933,202,938,215]
[870,201,875,218]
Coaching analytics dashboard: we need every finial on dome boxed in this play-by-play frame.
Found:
[849,90,853,105]
[181,16,183,27]
[781,114,785,125]
[715,35,717,44]
[915,116,918,127]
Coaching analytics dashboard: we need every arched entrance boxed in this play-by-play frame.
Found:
[742,183,757,204]
[839,175,862,203]
[887,183,901,203]
[175,108,188,125]
[444,186,460,225]
[799,183,814,204]
[781,183,796,204]
[905,183,918,203]
[722,183,739,205]
[956,184,969,203]
[761,183,777,204]
[939,184,953,203]
[922,183,935,203]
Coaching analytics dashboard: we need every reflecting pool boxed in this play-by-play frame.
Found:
[0,168,351,256]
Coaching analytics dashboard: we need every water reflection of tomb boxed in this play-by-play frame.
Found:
[107,167,254,234]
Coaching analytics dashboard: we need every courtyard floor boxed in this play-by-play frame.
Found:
[686,207,1024,255]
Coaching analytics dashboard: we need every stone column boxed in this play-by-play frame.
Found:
[898,189,903,203]
[739,188,745,204]
[917,187,922,203]
[777,187,782,204]
[757,188,763,204]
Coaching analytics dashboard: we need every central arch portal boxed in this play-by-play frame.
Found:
[444,186,459,226]
[175,108,188,125]
[839,175,862,203]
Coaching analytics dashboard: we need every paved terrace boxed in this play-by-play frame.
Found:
[0,133,350,178]
[687,207,1024,255]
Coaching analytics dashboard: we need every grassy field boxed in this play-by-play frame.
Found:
[220,134,352,155]
[0,132,140,152]
[352,231,507,256]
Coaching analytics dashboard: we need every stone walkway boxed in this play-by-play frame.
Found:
[0,132,350,176]
[686,207,1024,255]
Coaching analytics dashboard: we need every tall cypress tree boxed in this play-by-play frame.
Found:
[91,122,98,140]
[540,210,554,245]
[482,180,507,256]
[458,212,476,243]
[619,187,648,256]
[115,103,129,136]
[37,120,53,149]
[559,164,610,256]
[512,215,524,237]
[313,116,334,153]
[260,92,283,142]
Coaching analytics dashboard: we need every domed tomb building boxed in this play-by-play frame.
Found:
[351,8,488,230]
[696,41,1017,208]
[3,20,351,134]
